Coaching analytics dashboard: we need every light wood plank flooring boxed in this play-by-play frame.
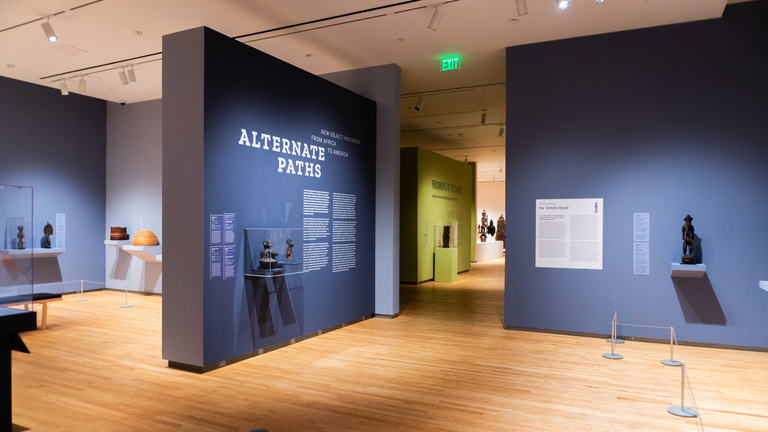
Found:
[11,258,768,431]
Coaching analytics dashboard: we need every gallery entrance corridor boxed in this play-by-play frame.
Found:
[399,256,505,328]
[11,260,767,431]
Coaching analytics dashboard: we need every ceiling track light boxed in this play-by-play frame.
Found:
[498,125,505,137]
[414,97,424,111]
[480,110,487,125]
[118,67,129,85]
[427,5,443,31]
[557,0,570,10]
[41,17,58,42]
[59,80,69,96]
[515,0,528,16]
[78,76,87,93]
[127,65,137,84]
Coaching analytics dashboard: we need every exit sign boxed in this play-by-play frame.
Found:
[441,56,461,72]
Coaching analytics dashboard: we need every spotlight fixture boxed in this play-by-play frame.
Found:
[499,167,503,175]
[118,68,129,85]
[41,17,57,42]
[464,156,468,163]
[480,110,487,125]
[127,65,137,84]
[427,5,443,31]
[59,80,69,96]
[414,98,424,111]
[557,0,570,9]
[498,125,505,137]
[78,77,86,93]
[515,0,528,16]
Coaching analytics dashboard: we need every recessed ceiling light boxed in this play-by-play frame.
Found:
[133,30,143,36]
[6,63,15,68]
[398,38,405,42]
[306,53,314,57]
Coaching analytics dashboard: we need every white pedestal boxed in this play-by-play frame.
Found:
[760,281,768,292]
[122,245,162,263]
[1,248,64,259]
[475,240,503,262]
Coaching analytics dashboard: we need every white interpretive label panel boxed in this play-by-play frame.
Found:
[535,198,603,270]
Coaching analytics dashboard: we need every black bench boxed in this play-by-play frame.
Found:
[0,293,62,329]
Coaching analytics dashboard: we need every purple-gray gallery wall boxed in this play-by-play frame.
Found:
[504,1,768,349]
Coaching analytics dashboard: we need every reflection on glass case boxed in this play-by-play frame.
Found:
[1,185,35,308]
[244,228,304,277]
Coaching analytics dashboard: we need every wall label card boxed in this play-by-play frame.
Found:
[633,242,650,275]
[210,246,223,280]
[223,213,236,245]
[210,214,223,245]
[223,245,236,280]
[535,198,603,270]
[55,213,65,249]
[633,212,650,275]
[634,212,650,242]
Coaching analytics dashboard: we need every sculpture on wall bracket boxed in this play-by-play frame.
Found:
[681,214,695,264]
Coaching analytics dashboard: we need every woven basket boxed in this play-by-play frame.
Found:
[132,230,159,246]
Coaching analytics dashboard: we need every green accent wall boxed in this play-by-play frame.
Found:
[400,147,473,283]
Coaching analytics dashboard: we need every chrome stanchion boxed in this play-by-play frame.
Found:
[120,283,133,308]
[75,279,89,302]
[605,310,625,344]
[667,364,698,417]
[602,315,623,360]
[661,326,683,366]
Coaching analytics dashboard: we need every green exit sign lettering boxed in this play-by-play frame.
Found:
[441,56,461,72]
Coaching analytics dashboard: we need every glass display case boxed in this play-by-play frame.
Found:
[244,228,304,277]
[1,185,34,309]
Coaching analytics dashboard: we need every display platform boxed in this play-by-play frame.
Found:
[475,240,503,262]
[122,245,163,263]
[435,247,458,282]
[670,263,706,278]
[1,248,64,260]
[760,281,768,292]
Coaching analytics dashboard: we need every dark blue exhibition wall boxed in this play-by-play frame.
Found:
[0,76,106,295]
[163,27,376,370]
[504,1,768,349]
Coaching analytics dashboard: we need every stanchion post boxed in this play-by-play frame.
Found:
[602,317,623,360]
[120,283,133,308]
[667,364,698,417]
[661,326,683,366]
[76,279,89,302]
[605,310,625,344]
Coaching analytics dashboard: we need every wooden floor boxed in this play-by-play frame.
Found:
[11,258,768,431]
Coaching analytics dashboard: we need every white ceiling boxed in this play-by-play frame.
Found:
[0,0,729,181]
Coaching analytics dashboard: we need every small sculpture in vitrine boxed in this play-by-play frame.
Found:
[488,219,496,238]
[681,214,695,264]
[259,239,280,270]
[15,225,25,249]
[285,239,294,259]
[442,226,451,248]
[40,222,53,248]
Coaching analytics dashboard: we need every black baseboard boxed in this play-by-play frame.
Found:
[504,325,768,353]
